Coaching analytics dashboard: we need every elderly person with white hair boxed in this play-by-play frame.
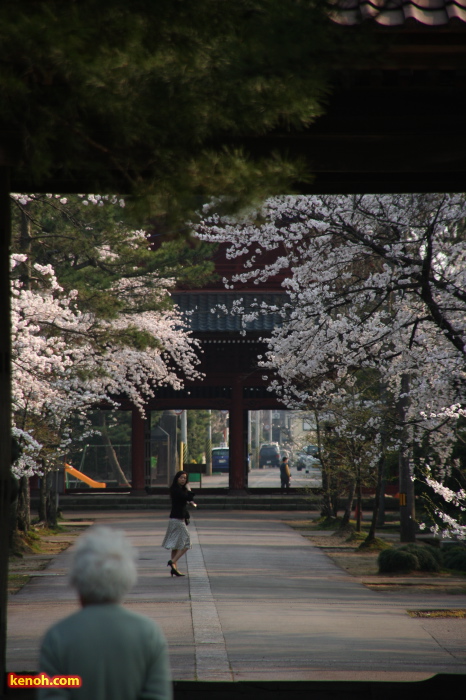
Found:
[38,527,172,700]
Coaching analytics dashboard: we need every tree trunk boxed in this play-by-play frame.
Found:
[16,475,30,533]
[45,472,58,528]
[365,446,386,545]
[355,480,362,532]
[376,485,386,528]
[38,464,47,522]
[315,412,338,519]
[339,480,356,530]
[330,470,339,519]
[398,374,416,542]
[320,460,335,519]
[97,412,130,486]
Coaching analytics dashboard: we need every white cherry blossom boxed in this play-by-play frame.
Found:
[196,193,466,536]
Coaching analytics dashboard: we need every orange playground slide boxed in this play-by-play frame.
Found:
[64,463,106,488]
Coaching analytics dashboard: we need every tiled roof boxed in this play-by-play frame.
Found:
[171,292,287,333]
[332,0,466,25]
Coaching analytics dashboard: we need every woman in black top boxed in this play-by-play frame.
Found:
[162,471,197,577]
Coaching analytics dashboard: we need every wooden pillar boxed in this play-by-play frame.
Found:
[229,379,245,490]
[0,166,12,681]
[131,409,146,492]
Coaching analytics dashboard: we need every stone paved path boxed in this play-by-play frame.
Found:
[7,510,466,681]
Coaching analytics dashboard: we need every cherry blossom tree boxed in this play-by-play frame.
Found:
[11,193,213,316]
[196,193,466,540]
[10,201,204,530]
[312,369,396,534]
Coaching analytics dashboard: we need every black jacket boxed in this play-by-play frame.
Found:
[169,484,195,520]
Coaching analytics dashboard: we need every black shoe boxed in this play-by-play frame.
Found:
[170,566,185,577]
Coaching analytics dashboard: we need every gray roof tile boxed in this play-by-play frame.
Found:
[332,0,466,25]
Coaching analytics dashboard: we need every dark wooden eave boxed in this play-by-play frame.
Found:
[240,18,466,194]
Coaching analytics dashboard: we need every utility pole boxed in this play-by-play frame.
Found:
[255,410,260,469]
[181,411,187,469]
[206,410,212,476]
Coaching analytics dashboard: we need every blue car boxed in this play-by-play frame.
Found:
[212,447,229,472]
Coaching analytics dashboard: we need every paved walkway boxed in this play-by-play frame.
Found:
[7,510,466,681]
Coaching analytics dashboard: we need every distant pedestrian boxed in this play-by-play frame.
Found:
[280,456,291,493]
[162,470,197,577]
[38,526,172,700]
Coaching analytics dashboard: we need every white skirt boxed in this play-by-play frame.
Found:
[162,518,191,550]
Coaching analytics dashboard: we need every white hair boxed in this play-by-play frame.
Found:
[69,526,138,603]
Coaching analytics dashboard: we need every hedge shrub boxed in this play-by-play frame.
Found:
[378,548,419,574]
[378,543,442,574]
[401,544,442,572]
[443,545,466,573]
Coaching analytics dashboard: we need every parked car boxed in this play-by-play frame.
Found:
[295,445,320,471]
[259,443,281,468]
[212,446,229,472]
